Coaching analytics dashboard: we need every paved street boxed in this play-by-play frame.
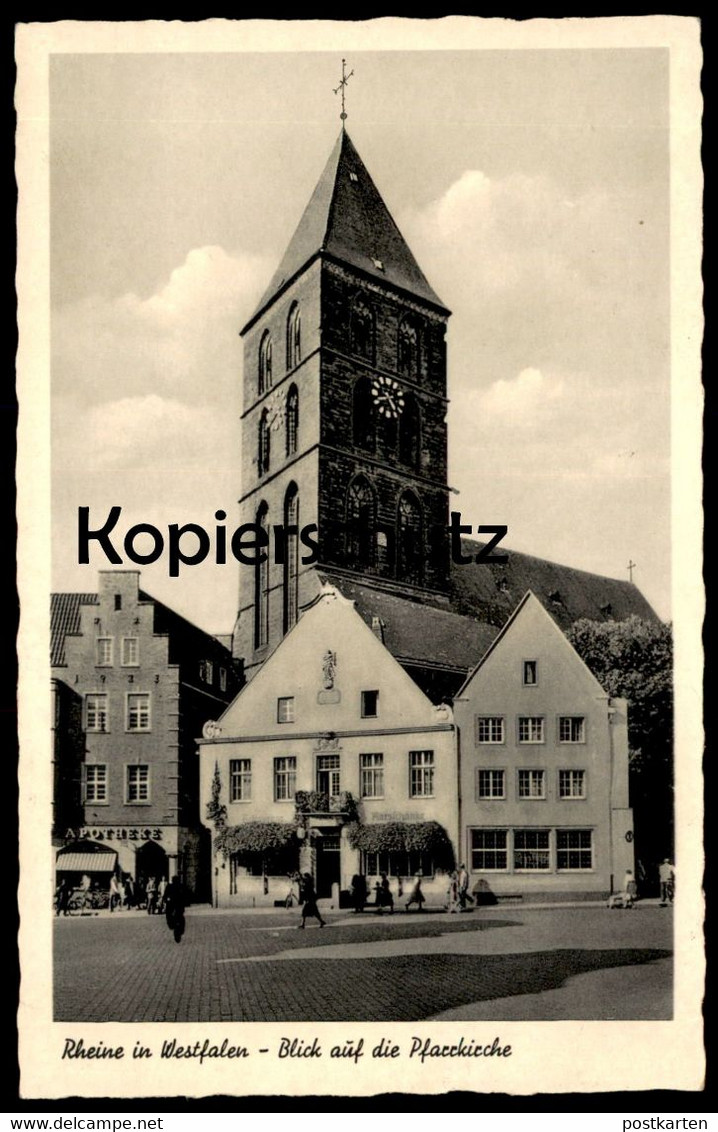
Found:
[54,902,673,1023]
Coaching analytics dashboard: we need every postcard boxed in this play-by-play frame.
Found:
[16,16,704,1099]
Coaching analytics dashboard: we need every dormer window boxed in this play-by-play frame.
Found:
[371,257,384,271]
[349,171,359,182]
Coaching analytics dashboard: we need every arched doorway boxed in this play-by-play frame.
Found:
[135,840,168,887]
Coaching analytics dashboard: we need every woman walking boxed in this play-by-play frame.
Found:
[298,873,325,929]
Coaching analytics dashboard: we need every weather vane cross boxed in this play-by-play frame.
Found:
[334,58,354,124]
[627,559,636,583]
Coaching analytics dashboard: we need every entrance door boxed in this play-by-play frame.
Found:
[315,832,341,898]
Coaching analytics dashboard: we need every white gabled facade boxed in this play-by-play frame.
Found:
[453,591,633,899]
[200,586,457,907]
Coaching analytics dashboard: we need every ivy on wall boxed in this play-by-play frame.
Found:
[347,820,454,869]
[214,821,297,859]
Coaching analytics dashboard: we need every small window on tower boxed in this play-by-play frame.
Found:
[114,594,122,611]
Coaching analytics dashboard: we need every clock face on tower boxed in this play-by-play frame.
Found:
[371,375,405,418]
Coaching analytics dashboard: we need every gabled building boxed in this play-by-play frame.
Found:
[453,591,634,898]
[232,127,659,702]
[51,570,241,898]
[201,585,457,908]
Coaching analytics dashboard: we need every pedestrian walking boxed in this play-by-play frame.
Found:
[164,876,186,943]
[157,876,168,915]
[109,873,121,913]
[457,863,474,909]
[350,872,367,913]
[375,872,393,914]
[659,858,675,906]
[607,868,637,909]
[146,875,157,915]
[446,870,460,913]
[405,873,425,912]
[297,873,325,929]
[55,878,71,916]
[124,874,136,909]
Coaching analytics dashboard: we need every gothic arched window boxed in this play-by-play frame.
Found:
[286,302,301,371]
[350,299,374,361]
[254,502,270,649]
[346,477,375,569]
[283,483,299,634]
[285,385,299,457]
[397,491,423,584]
[258,408,271,477]
[399,392,421,469]
[353,376,375,452]
[398,317,419,379]
[259,331,272,395]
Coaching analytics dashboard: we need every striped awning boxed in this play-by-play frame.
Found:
[56,851,117,873]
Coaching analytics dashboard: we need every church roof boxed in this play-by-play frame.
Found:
[244,130,447,332]
[317,573,498,673]
[450,539,659,632]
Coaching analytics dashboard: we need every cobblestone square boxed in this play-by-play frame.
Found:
[53,902,673,1023]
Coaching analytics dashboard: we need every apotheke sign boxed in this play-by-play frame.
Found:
[66,826,164,843]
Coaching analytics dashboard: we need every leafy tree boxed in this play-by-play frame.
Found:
[568,616,673,886]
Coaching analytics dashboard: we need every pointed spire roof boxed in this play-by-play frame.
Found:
[242,130,448,333]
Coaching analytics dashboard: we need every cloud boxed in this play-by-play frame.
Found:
[52,245,274,408]
[479,366,565,428]
[68,394,232,471]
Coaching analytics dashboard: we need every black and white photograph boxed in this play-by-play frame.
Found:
[17,16,703,1098]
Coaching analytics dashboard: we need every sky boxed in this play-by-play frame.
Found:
[50,47,671,632]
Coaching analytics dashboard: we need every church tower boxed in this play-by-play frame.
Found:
[234,129,451,677]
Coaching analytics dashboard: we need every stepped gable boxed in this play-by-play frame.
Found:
[450,539,660,630]
[244,129,446,331]
[317,572,498,674]
[50,592,98,666]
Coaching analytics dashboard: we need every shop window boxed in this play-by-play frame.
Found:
[556,829,593,870]
[470,829,508,871]
[514,829,550,871]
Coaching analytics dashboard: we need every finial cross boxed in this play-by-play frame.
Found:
[333,58,354,124]
[627,559,636,583]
